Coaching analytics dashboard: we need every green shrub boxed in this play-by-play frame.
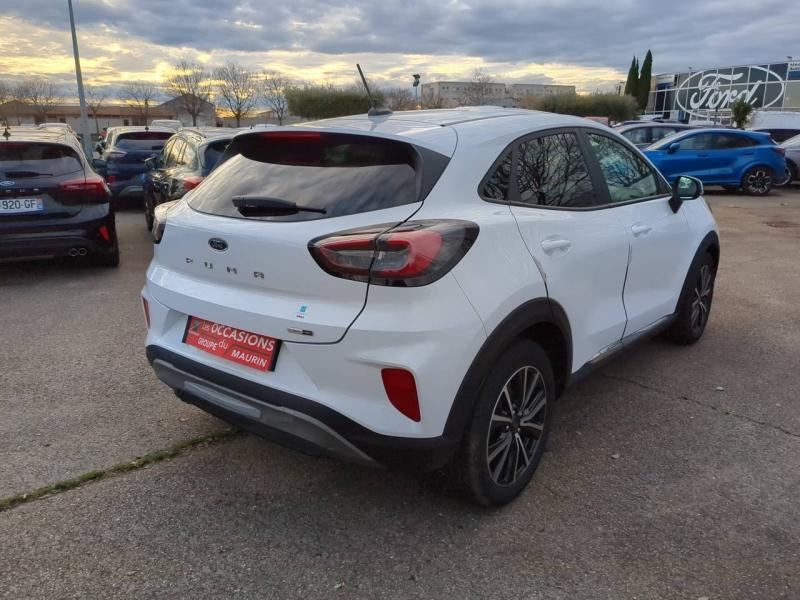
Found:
[524,93,639,123]
[285,84,385,120]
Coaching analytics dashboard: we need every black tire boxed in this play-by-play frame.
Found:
[665,252,716,345]
[787,162,798,185]
[741,166,773,196]
[460,339,554,507]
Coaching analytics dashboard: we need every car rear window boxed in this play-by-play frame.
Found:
[188,132,446,222]
[115,132,172,151]
[202,140,231,173]
[0,142,83,178]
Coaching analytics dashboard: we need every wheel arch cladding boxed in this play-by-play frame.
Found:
[442,298,572,445]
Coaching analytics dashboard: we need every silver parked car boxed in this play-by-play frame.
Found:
[780,134,800,184]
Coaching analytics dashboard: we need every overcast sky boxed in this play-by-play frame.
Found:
[1,0,797,96]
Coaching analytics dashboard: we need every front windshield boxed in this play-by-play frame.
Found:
[647,130,690,150]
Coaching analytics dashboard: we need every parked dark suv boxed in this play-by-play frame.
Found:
[143,127,236,229]
[616,122,699,148]
[95,126,173,200]
[0,127,119,266]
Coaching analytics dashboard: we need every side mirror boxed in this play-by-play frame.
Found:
[667,142,680,154]
[144,156,157,170]
[669,175,703,213]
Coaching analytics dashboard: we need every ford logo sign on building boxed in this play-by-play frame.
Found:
[647,60,800,124]
[208,238,228,252]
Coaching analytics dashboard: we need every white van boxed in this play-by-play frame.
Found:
[748,111,800,142]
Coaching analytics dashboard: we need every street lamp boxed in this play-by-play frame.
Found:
[412,74,420,107]
[67,0,93,159]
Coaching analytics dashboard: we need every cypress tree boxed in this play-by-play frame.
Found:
[638,50,653,110]
[624,57,639,97]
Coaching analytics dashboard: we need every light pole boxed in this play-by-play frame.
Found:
[412,74,420,108]
[67,0,93,159]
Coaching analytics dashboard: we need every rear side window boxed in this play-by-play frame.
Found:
[515,132,596,208]
[677,134,714,150]
[714,134,755,149]
[620,127,649,145]
[203,140,231,173]
[481,151,512,200]
[180,142,197,167]
[651,127,677,142]
[0,143,82,177]
[188,132,446,222]
[115,131,172,151]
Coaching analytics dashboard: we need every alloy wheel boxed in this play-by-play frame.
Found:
[746,169,771,195]
[486,366,547,486]
[690,264,713,334]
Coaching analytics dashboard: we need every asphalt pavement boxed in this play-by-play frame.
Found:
[1,189,799,599]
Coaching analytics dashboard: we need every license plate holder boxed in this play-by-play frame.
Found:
[183,316,281,372]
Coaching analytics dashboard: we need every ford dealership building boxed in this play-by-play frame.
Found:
[647,60,800,123]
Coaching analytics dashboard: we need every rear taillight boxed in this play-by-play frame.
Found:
[58,176,109,204]
[152,200,179,243]
[183,175,204,192]
[106,174,117,184]
[309,220,478,287]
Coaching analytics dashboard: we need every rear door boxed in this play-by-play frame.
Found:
[150,130,452,344]
[0,141,86,223]
[651,132,719,181]
[501,129,630,369]
[712,133,756,181]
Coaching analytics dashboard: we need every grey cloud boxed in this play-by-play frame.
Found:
[7,0,797,74]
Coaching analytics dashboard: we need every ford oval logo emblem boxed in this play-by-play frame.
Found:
[208,237,228,252]
[0,180,15,187]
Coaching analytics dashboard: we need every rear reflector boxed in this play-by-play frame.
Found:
[381,368,421,422]
[98,225,111,242]
[141,297,150,329]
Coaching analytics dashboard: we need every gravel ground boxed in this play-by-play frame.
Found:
[1,188,798,599]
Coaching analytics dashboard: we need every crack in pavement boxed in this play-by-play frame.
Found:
[600,373,800,440]
[0,429,240,514]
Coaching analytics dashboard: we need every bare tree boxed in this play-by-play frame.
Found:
[261,71,290,125]
[14,78,60,123]
[213,62,258,128]
[119,82,159,126]
[166,61,212,126]
[0,80,11,126]
[384,87,415,111]
[85,85,107,135]
[463,68,494,106]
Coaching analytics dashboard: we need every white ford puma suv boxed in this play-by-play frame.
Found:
[143,107,719,506]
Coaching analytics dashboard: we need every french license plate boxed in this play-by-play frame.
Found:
[183,316,280,372]
[0,197,44,214]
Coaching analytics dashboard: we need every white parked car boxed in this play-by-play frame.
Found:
[142,107,719,506]
[150,119,184,131]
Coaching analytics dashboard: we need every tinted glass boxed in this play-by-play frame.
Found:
[0,143,82,177]
[203,140,231,173]
[515,132,595,208]
[165,139,183,167]
[620,127,649,144]
[188,133,426,222]
[115,131,172,151]
[651,127,678,141]
[714,134,753,149]
[676,133,715,150]
[587,133,660,203]
[481,151,512,200]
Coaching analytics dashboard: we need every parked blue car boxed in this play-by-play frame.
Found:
[93,127,173,200]
[644,129,787,196]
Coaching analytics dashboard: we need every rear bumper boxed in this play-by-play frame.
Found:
[147,345,459,471]
[0,206,117,261]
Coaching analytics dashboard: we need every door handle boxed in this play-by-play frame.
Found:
[541,238,572,254]
[631,223,652,237]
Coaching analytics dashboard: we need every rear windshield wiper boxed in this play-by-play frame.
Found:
[2,170,52,178]
[232,196,327,217]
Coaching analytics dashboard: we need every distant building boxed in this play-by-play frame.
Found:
[159,94,217,127]
[421,81,576,108]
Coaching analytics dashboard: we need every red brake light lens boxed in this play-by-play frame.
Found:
[381,368,421,422]
[309,220,478,287]
[183,175,204,191]
[57,175,109,204]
